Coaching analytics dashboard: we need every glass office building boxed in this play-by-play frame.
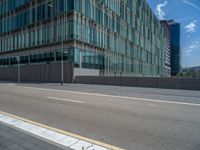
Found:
[167,20,181,76]
[160,20,171,76]
[0,0,166,79]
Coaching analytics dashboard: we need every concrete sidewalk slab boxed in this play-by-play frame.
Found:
[0,123,68,150]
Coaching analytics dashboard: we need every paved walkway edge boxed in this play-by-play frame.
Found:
[0,111,125,150]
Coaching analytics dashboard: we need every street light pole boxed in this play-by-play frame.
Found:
[48,2,65,86]
[61,14,64,86]
[17,56,20,84]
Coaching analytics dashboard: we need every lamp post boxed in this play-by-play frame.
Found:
[48,2,65,86]
[16,56,20,84]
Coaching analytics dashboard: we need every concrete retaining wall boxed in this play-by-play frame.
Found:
[74,76,200,90]
[0,63,73,83]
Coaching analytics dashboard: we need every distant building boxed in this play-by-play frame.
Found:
[160,20,171,76]
[182,66,200,72]
[167,20,181,76]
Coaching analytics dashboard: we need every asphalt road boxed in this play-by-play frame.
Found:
[0,83,200,150]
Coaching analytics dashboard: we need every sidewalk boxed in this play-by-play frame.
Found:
[0,123,68,150]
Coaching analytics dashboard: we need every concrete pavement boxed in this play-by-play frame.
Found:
[0,83,200,150]
[0,122,67,150]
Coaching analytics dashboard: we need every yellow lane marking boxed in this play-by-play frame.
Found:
[0,110,125,150]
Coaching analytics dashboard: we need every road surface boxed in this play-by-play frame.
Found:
[0,83,200,150]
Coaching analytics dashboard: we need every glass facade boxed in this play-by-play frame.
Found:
[167,20,181,76]
[160,20,171,76]
[0,0,166,77]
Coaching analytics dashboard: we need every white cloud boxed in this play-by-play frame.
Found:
[189,44,198,49]
[182,0,200,10]
[184,40,200,54]
[155,1,168,20]
[184,21,197,33]
[185,49,192,54]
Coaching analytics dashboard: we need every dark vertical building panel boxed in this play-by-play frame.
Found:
[167,20,181,76]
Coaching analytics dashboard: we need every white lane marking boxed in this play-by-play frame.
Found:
[0,113,111,150]
[10,84,200,107]
[107,99,116,101]
[47,96,84,104]
[0,83,15,86]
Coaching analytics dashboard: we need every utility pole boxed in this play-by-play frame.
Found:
[48,1,65,85]
[17,56,20,84]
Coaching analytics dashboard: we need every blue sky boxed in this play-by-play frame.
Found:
[147,0,200,67]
